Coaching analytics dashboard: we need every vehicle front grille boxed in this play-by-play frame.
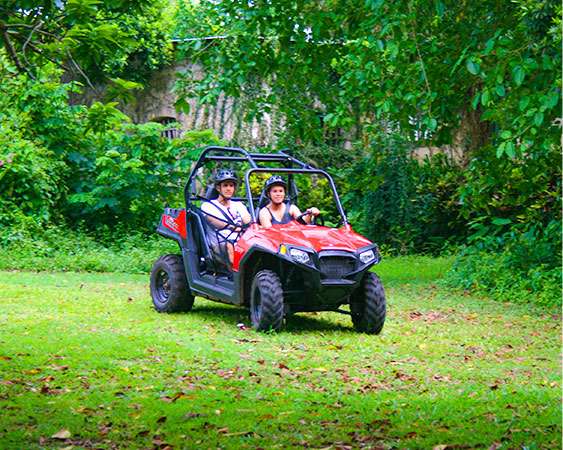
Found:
[319,255,356,279]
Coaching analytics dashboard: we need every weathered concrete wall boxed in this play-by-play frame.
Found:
[122,62,284,147]
[73,60,464,163]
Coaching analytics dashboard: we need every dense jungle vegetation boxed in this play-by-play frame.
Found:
[0,0,561,306]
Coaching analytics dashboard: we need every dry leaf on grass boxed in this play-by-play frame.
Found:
[51,429,71,439]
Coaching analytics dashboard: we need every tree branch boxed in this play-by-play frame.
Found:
[66,50,97,92]
[0,21,33,78]
[22,20,44,65]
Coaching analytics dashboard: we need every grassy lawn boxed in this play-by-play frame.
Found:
[0,256,560,449]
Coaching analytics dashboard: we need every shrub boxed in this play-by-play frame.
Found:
[444,220,562,308]
[0,223,178,274]
[338,137,465,254]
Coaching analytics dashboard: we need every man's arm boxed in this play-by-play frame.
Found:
[201,202,230,230]
[239,203,252,225]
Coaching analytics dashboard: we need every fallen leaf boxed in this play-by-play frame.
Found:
[161,391,189,403]
[0,356,12,361]
[51,429,71,439]
[157,416,167,424]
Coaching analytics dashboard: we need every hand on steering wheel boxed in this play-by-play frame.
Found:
[296,208,321,225]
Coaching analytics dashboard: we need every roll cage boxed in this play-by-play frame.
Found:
[184,146,349,226]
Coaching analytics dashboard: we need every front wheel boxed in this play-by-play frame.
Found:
[250,270,284,332]
[150,254,194,313]
[351,272,386,334]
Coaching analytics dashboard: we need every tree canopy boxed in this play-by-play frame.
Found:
[176,0,561,159]
[0,0,174,85]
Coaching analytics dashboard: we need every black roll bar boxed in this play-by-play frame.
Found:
[184,146,257,207]
[244,167,348,225]
[183,146,348,226]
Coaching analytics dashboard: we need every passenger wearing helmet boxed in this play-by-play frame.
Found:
[201,169,251,265]
[259,175,320,229]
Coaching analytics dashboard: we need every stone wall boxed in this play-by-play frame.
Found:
[121,62,284,147]
[73,60,464,162]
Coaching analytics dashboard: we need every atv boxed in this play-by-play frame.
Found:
[149,146,386,333]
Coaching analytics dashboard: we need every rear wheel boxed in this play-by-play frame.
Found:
[351,272,386,334]
[250,270,284,332]
[150,254,194,313]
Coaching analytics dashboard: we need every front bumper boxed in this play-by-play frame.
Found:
[280,246,381,311]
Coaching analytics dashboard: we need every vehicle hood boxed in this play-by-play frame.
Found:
[236,222,373,255]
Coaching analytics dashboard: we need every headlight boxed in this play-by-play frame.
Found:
[289,248,311,265]
[359,249,376,264]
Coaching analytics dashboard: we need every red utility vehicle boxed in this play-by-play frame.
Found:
[150,147,386,333]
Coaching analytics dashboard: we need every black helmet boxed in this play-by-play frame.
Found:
[214,169,238,185]
[264,175,287,193]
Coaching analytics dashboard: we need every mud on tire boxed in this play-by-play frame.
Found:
[351,272,386,334]
[150,254,194,313]
[250,270,284,332]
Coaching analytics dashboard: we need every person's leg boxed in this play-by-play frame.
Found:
[227,242,234,265]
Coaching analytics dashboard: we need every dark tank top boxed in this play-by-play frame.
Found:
[266,204,293,225]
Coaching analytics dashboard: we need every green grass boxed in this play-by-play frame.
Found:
[0,257,560,449]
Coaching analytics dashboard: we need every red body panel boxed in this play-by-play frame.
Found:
[161,210,187,239]
[232,222,372,271]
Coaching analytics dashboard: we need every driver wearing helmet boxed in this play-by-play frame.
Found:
[259,175,320,229]
[201,169,251,265]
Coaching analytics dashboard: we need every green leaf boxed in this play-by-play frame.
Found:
[481,89,490,106]
[505,141,516,158]
[471,93,481,110]
[174,97,191,114]
[533,112,544,126]
[512,65,525,86]
[466,59,480,75]
[545,91,559,109]
[519,96,530,111]
[492,218,512,225]
[496,142,506,158]
[500,130,512,139]
[495,85,505,97]
[428,118,438,131]
[483,38,495,55]
[435,1,445,17]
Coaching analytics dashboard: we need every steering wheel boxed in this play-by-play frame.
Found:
[296,210,324,226]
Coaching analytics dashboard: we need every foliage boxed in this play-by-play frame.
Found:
[0,262,560,448]
[0,0,173,84]
[174,0,561,152]
[0,58,222,231]
[0,60,81,223]
[175,1,562,305]
[0,221,177,273]
[444,220,562,307]
[459,143,561,236]
[339,137,465,254]
[66,124,221,229]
